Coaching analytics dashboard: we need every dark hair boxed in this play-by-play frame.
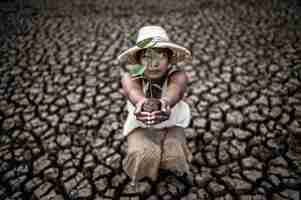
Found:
[135,48,173,64]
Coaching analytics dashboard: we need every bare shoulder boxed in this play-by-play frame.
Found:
[121,72,142,87]
[121,72,131,80]
[168,69,188,84]
[122,72,137,82]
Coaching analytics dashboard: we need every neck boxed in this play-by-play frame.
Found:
[144,76,165,98]
[148,77,165,85]
[147,69,169,85]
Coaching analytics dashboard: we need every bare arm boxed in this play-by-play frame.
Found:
[161,70,188,108]
[121,73,146,106]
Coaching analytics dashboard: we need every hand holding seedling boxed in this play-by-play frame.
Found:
[134,98,170,126]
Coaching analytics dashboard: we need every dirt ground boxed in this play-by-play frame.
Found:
[0,0,301,199]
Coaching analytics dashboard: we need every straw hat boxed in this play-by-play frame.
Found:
[118,26,192,64]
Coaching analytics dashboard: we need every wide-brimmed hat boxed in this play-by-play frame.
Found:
[118,26,192,64]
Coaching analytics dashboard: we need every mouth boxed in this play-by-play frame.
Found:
[148,70,161,73]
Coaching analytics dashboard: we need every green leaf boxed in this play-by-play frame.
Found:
[136,38,154,48]
[128,32,137,43]
[130,64,145,76]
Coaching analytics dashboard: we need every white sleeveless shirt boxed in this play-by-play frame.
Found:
[122,68,191,136]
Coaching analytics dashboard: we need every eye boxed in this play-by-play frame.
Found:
[143,55,151,59]
[159,53,168,59]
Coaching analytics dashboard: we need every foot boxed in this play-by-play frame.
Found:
[159,169,192,196]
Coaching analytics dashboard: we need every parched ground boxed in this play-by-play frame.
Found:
[1,0,301,199]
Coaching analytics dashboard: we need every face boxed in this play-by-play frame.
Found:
[140,48,170,80]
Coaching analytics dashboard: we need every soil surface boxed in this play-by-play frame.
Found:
[0,0,301,199]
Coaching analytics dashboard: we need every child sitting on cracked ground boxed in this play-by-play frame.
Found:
[118,25,193,195]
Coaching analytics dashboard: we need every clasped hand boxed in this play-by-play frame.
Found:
[134,98,171,126]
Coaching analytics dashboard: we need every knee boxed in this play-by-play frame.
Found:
[164,138,186,157]
[127,146,160,162]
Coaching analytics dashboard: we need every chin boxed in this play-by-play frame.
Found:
[146,75,163,81]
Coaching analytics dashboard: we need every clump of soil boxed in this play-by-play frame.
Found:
[142,98,161,112]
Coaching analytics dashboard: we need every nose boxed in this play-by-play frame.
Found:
[150,59,159,69]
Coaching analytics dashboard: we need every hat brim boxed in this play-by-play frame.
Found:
[118,42,192,64]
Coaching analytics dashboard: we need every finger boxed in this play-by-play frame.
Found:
[136,111,151,118]
[136,113,152,122]
[151,110,164,116]
[163,110,171,117]
[151,110,170,115]
[134,102,143,114]
[137,117,150,122]
[136,117,150,124]
[163,104,171,113]
[159,99,170,112]
[151,111,169,118]
[150,115,168,123]
[141,111,151,115]
[143,119,156,126]
[152,117,166,125]
[161,102,167,112]
[134,99,147,114]
[150,120,159,125]
[156,115,169,121]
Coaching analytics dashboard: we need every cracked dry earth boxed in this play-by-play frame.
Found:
[1,1,301,200]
